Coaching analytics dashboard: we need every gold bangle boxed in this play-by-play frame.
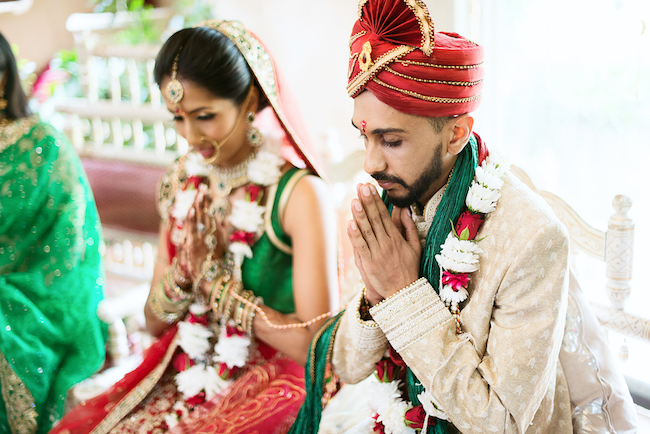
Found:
[149,281,187,324]
[218,278,233,317]
[239,293,254,330]
[223,281,242,321]
[170,258,190,286]
[244,295,262,336]
[235,290,253,326]
[208,271,228,314]
[165,270,192,302]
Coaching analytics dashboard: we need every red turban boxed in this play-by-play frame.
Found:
[347,0,484,117]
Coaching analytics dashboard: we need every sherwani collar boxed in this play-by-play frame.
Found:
[411,181,449,246]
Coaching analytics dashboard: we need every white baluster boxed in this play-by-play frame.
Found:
[606,195,634,310]
[132,119,144,150]
[127,58,140,105]
[108,57,121,104]
[146,59,161,108]
[153,120,166,154]
[70,114,84,150]
[91,116,103,147]
[112,118,124,148]
[87,55,99,103]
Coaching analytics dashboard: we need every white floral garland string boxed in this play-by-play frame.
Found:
[165,138,284,428]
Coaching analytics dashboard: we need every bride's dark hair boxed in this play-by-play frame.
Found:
[154,26,269,112]
[0,32,31,120]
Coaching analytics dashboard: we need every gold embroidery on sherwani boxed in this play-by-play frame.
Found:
[0,350,38,434]
[91,336,180,434]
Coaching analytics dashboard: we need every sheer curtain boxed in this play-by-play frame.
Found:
[458,0,650,388]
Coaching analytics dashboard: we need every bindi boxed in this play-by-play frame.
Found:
[174,106,188,118]
[361,120,367,133]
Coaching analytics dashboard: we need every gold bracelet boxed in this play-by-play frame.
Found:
[239,292,255,331]
[208,272,226,313]
[165,270,192,303]
[223,281,242,321]
[235,290,253,327]
[244,295,262,335]
[149,281,188,324]
[218,278,233,317]
[170,257,190,286]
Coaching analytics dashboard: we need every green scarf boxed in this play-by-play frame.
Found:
[0,119,107,434]
[291,137,478,433]
[394,136,478,433]
[289,312,344,434]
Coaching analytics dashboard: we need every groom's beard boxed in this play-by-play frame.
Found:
[371,142,444,208]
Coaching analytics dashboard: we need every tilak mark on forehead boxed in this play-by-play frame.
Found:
[361,120,367,133]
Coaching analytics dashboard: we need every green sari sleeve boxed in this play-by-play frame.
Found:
[0,121,106,433]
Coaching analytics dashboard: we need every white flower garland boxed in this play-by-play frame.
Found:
[166,138,284,428]
[368,378,416,434]
[435,152,508,310]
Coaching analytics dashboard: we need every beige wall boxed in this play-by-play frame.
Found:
[0,0,92,72]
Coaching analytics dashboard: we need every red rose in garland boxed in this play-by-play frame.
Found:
[454,210,484,240]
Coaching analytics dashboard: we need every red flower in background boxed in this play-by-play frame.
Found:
[188,312,209,327]
[217,362,240,380]
[225,324,246,338]
[185,392,206,407]
[172,352,195,372]
[455,210,484,240]
[186,176,205,190]
[230,230,255,246]
[247,184,264,202]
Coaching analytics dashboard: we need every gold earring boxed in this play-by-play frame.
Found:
[165,47,184,106]
[245,111,262,147]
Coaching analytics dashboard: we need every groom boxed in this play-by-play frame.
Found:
[329,0,575,432]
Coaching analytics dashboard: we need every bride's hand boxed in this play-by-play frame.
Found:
[177,184,228,281]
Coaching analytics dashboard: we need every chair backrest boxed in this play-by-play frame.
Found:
[509,166,647,343]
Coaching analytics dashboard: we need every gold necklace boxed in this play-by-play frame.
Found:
[208,150,257,217]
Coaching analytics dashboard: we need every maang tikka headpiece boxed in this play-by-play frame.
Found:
[165,47,185,109]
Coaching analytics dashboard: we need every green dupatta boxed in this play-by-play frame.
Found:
[0,119,106,434]
[291,137,479,433]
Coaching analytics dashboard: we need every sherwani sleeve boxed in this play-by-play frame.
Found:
[331,290,388,384]
[370,221,569,433]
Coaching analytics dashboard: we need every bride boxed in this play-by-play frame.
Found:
[51,20,339,434]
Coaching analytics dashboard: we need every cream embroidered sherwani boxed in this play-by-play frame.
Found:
[332,173,574,433]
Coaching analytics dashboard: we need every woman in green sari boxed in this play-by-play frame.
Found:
[0,32,106,433]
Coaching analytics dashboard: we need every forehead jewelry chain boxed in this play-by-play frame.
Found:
[165,47,185,115]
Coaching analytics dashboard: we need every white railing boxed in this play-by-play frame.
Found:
[56,8,185,168]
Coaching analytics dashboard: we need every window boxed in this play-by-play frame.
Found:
[460,0,650,392]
